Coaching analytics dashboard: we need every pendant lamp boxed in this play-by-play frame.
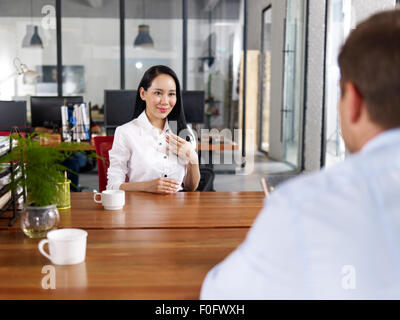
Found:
[30,26,43,48]
[134,0,154,48]
[22,0,43,49]
[134,25,154,47]
[22,25,34,48]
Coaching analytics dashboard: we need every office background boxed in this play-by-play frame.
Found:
[0,0,398,191]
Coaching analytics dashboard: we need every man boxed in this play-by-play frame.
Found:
[200,9,400,299]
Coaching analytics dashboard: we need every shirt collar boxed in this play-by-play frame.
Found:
[137,110,170,134]
[361,127,400,154]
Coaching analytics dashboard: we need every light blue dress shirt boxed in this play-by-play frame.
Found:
[201,128,400,299]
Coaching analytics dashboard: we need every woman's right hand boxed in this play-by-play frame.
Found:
[145,177,181,194]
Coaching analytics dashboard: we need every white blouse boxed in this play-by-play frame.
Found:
[106,111,196,191]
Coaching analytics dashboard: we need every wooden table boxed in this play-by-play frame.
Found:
[41,141,96,152]
[197,139,238,153]
[1,192,264,230]
[0,228,248,299]
[0,192,264,299]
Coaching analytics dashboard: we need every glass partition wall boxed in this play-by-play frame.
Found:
[61,0,120,111]
[281,0,307,169]
[259,6,272,153]
[0,0,57,102]
[323,0,350,167]
[258,0,306,172]
[0,0,240,127]
[187,0,244,131]
[125,0,183,90]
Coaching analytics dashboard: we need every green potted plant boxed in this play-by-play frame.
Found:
[0,132,96,238]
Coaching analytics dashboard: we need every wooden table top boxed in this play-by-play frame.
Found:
[0,191,263,299]
[41,141,96,152]
[0,228,248,299]
[0,192,264,230]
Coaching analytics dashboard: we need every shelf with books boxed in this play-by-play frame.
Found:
[0,129,26,227]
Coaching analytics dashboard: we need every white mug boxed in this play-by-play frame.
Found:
[38,228,88,265]
[94,190,125,210]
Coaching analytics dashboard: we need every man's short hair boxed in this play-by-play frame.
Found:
[338,9,400,129]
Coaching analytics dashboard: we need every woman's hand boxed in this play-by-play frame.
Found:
[166,133,198,164]
[145,177,181,194]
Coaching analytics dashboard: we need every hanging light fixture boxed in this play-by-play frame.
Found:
[30,26,43,47]
[22,0,43,48]
[133,0,154,48]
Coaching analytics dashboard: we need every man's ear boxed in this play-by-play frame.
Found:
[345,82,363,124]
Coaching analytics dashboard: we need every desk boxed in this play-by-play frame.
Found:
[41,141,96,152]
[197,139,238,153]
[0,228,248,299]
[0,192,264,230]
[0,191,264,299]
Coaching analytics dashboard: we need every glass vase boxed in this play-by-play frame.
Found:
[20,204,60,238]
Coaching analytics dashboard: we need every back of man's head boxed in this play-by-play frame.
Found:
[338,9,400,130]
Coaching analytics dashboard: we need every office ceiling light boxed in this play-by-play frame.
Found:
[133,0,154,48]
[22,0,43,49]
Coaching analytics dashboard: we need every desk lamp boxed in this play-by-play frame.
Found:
[0,58,40,97]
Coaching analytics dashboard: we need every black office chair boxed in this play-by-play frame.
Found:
[197,166,215,192]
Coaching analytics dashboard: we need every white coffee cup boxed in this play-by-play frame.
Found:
[38,228,88,265]
[94,190,125,210]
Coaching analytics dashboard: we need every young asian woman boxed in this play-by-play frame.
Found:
[106,65,201,193]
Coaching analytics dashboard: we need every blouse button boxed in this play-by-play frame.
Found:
[164,174,167,177]
[164,156,167,159]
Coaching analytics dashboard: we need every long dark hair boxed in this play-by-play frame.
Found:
[132,65,188,135]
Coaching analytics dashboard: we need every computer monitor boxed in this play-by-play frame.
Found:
[0,101,27,129]
[30,96,83,128]
[104,90,136,128]
[182,91,205,124]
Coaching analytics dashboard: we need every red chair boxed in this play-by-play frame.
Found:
[0,126,30,137]
[93,136,114,192]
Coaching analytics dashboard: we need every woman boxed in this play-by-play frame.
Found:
[107,65,200,193]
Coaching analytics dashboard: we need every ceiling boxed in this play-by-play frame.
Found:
[0,0,241,20]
